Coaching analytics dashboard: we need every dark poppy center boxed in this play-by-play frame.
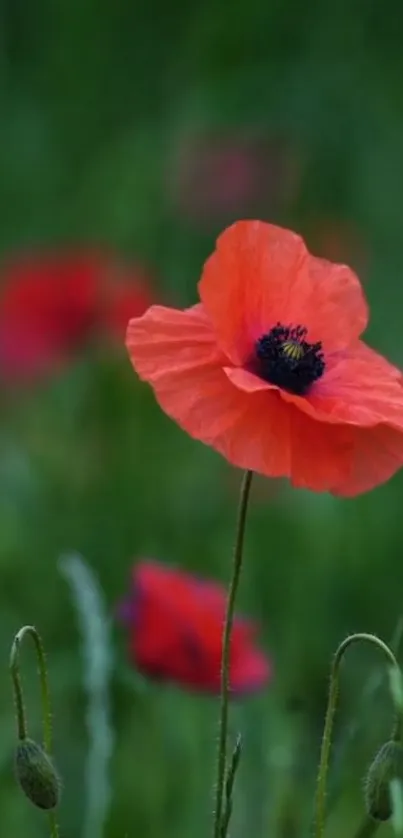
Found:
[254,323,325,395]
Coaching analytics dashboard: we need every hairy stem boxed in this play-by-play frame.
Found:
[10,626,53,752]
[221,734,242,838]
[10,626,59,838]
[10,641,27,742]
[314,632,400,838]
[213,470,253,838]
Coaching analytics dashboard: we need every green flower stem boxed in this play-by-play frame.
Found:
[213,470,253,838]
[314,632,400,838]
[10,636,28,742]
[10,626,59,838]
[10,626,53,752]
[220,734,242,838]
[48,812,60,838]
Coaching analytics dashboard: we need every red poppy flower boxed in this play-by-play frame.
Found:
[127,220,403,496]
[118,560,270,695]
[0,251,154,382]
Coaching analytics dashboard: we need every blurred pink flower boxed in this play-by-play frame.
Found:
[169,132,301,224]
[0,250,155,383]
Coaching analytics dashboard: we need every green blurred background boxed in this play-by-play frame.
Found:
[2,0,403,835]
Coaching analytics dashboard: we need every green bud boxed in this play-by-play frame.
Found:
[365,740,403,821]
[15,738,60,810]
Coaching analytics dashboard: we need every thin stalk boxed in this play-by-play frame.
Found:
[314,633,400,838]
[10,626,59,838]
[221,734,242,838]
[213,470,253,838]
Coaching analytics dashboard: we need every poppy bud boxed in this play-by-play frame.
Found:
[364,740,403,821]
[15,737,60,810]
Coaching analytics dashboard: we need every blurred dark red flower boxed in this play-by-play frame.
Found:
[118,560,271,695]
[0,250,154,383]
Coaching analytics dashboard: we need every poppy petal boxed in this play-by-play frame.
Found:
[199,220,368,364]
[126,221,403,494]
[333,423,403,496]
[224,366,273,393]
[126,303,226,385]
[269,342,403,429]
[128,306,354,489]
[310,342,403,428]
[128,310,290,476]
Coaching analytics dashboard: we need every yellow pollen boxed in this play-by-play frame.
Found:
[281,340,305,361]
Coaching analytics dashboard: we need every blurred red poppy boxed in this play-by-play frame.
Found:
[0,250,154,383]
[127,220,403,496]
[118,560,270,695]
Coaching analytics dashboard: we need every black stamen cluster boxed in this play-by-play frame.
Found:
[254,322,325,395]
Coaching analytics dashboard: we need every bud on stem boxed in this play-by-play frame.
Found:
[314,633,402,838]
[364,740,403,822]
[15,737,60,810]
[9,626,60,838]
